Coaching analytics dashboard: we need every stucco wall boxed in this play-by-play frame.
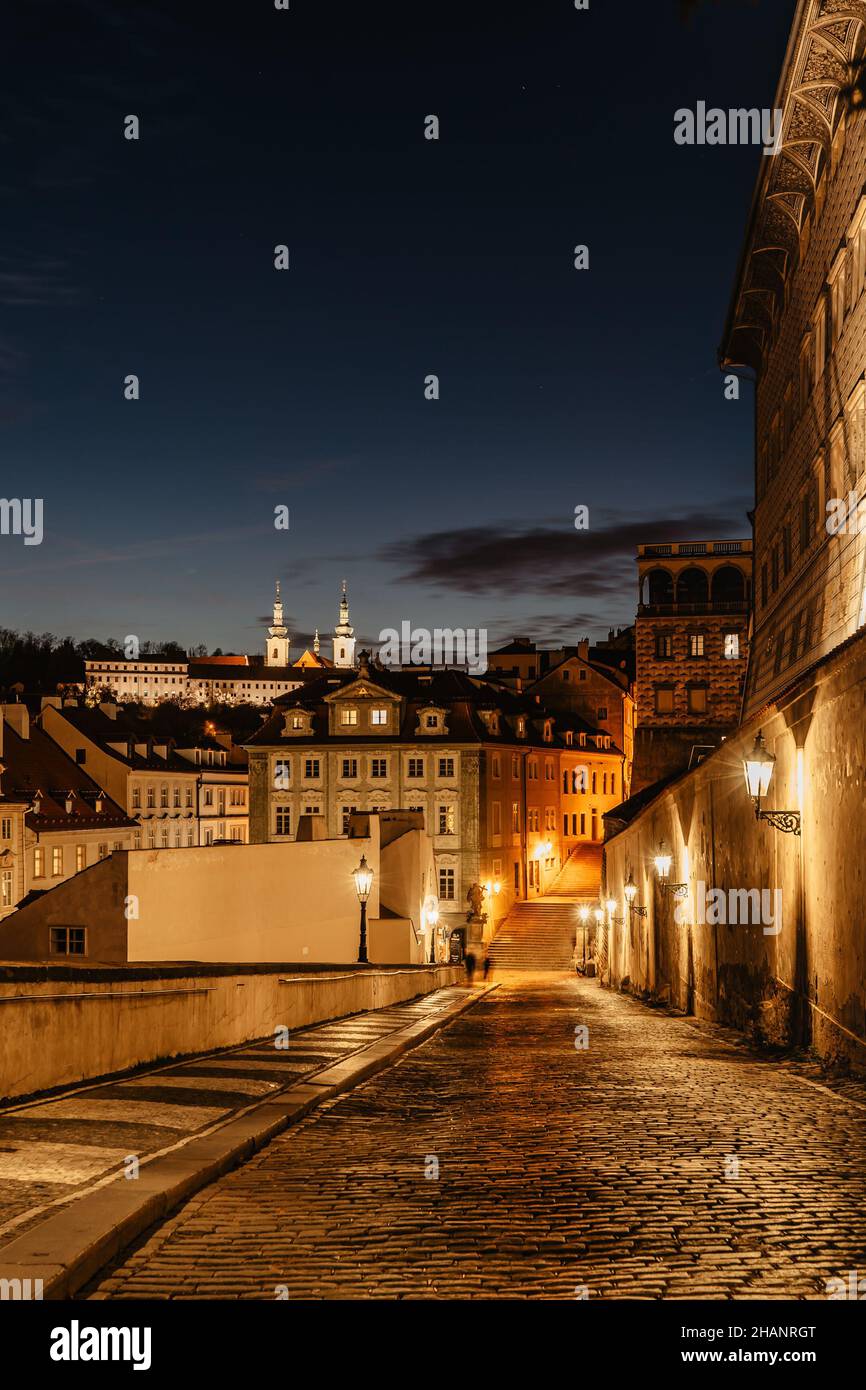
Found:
[0,962,461,1101]
[602,631,866,1074]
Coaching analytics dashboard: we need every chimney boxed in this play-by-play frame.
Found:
[2,704,30,740]
[577,638,590,661]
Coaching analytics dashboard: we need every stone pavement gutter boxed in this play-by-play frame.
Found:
[0,983,495,1299]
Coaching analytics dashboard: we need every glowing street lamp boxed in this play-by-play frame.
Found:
[624,870,647,918]
[742,731,801,835]
[427,903,439,965]
[654,841,687,898]
[353,854,373,963]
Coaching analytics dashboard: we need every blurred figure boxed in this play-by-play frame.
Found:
[482,953,492,983]
[464,950,477,985]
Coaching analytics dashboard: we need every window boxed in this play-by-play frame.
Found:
[161,828,169,847]
[800,485,816,553]
[1,870,12,907]
[438,804,455,835]
[230,787,245,806]
[655,635,672,658]
[492,801,501,834]
[75,747,86,765]
[799,334,814,407]
[688,634,704,658]
[655,688,675,714]
[304,805,321,816]
[204,788,213,807]
[304,758,320,779]
[562,669,570,682]
[580,812,586,835]
[370,758,387,778]
[407,757,424,778]
[687,686,708,714]
[439,868,455,900]
[146,787,155,808]
[544,760,554,781]
[511,755,520,779]
[597,707,607,721]
[611,773,617,797]
[274,759,291,788]
[340,707,358,725]
[275,807,292,836]
[602,772,607,794]
[491,754,501,779]
[186,786,193,807]
[341,758,358,779]
[341,805,357,834]
[761,563,768,607]
[160,785,168,808]
[75,845,86,872]
[438,757,455,778]
[514,861,520,890]
[0,816,11,841]
[52,846,64,876]
[173,787,181,808]
[591,771,597,794]
[371,708,388,726]
[723,632,740,660]
[528,759,538,781]
[50,927,85,956]
[579,669,587,681]
[814,299,827,379]
[511,802,520,832]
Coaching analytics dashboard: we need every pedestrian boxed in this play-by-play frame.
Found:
[464,950,477,985]
[482,954,491,982]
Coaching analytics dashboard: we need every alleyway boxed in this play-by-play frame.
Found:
[89,973,866,1299]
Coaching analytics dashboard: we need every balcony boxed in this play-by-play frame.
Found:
[638,600,751,617]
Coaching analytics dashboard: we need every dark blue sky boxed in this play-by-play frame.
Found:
[1,0,793,655]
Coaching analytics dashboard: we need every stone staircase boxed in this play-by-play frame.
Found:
[487,899,582,970]
[487,847,604,971]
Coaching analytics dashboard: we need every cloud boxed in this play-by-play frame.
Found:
[381,503,751,597]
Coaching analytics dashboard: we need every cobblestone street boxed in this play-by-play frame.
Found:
[89,973,866,1300]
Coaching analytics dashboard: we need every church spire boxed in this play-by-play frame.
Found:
[332,579,356,668]
[265,579,290,666]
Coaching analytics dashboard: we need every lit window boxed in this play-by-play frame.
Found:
[340,707,358,725]
[688,634,704,658]
[438,805,455,835]
[52,846,64,876]
[655,688,675,714]
[371,708,388,726]
[723,632,740,660]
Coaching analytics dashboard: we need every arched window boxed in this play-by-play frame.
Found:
[711,565,745,605]
[676,567,709,606]
[642,568,674,606]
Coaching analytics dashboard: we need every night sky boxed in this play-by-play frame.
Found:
[2,0,793,656]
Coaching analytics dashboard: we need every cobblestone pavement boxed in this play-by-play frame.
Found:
[0,986,468,1242]
[88,972,866,1300]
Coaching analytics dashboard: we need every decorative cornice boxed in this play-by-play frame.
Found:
[721,0,866,375]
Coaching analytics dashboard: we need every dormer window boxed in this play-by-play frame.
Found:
[340,707,359,726]
[565,731,573,746]
[65,792,74,814]
[95,793,105,812]
[579,733,586,748]
[543,720,552,743]
[371,708,388,726]
[517,718,526,738]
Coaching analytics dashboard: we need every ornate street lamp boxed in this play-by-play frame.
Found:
[624,870,647,918]
[427,904,439,964]
[743,731,801,835]
[353,854,373,963]
[654,841,688,897]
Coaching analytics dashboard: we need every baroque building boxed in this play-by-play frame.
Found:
[632,538,752,790]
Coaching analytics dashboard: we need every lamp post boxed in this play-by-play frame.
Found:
[653,841,688,897]
[624,870,647,918]
[743,731,801,835]
[353,854,373,963]
[427,904,439,964]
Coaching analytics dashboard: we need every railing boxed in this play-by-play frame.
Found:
[638,600,750,616]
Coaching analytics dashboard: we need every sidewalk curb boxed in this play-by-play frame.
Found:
[0,984,496,1300]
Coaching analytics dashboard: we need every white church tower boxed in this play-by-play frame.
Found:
[332,580,356,669]
[266,580,290,667]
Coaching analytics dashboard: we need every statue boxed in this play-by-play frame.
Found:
[466,882,486,922]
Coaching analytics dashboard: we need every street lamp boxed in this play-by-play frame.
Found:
[654,841,688,897]
[742,731,801,835]
[353,854,373,963]
[624,870,647,917]
[427,904,439,964]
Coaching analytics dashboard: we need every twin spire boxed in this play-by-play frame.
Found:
[266,579,354,668]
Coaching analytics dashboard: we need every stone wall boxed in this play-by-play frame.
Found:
[601,630,866,1076]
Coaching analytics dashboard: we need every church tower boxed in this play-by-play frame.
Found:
[266,580,290,667]
[332,580,356,669]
